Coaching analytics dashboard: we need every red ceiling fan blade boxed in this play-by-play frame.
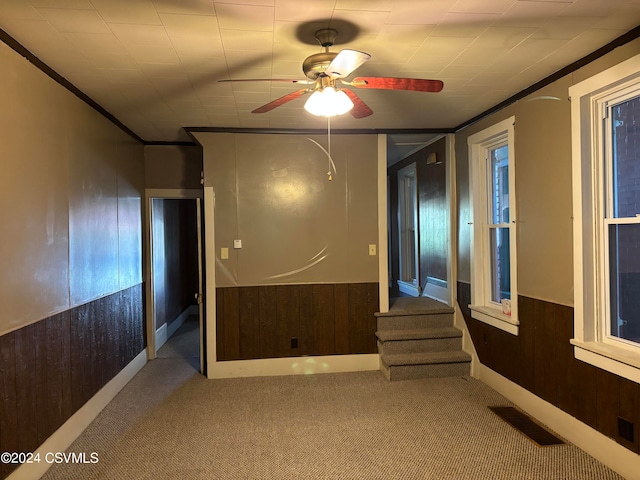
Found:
[351,77,444,92]
[252,89,310,113]
[342,89,373,118]
[326,49,371,78]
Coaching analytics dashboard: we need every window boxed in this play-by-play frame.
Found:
[570,53,640,383]
[397,163,419,296]
[468,117,518,335]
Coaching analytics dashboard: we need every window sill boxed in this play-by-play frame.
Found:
[469,305,519,336]
[570,339,640,383]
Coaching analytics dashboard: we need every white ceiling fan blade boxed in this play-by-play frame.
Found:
[326,49,371,78]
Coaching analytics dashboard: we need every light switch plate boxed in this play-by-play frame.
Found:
[221,247,229,259]
[369,244,377,256]
[233,239,242,249]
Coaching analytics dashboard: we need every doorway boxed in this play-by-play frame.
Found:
[145,190,206,374]
[387,134,456,306]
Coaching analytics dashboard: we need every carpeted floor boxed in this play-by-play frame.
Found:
[156,315,201,371]
[40,318,623,480]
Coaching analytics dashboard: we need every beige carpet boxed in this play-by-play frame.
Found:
[41,324,623,480]
[156,315,200,371]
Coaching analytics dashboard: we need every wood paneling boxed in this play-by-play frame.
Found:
[216,283,379,361]
[312,284,335,355]
[239,286,260,359]
[457,280,640,455]
[276,285,299,357]
[13,324,38,457]
[259,286,278,359]
[298,285,315,355]
[0,333,18,479]
[418,138,447,289]
[388,173,400,298]
[334,283,350,355]
[0,284,144,480]
[222,288,240,360]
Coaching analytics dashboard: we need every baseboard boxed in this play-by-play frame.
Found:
[397,280,419,297]
[7,350,147,480]
[479,364,640,480]
[454,302,480,377]
[155,323,168,351]
[156,305,198,352]
[207,354,380,379]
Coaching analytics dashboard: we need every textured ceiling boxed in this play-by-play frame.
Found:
[0,0,639,143]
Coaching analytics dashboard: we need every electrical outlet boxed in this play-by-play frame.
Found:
[618,417,634,442]
[369,244,377,256]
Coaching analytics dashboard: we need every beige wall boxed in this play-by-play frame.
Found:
[144,145,202,190]
[195,132,379,286]
[456,38,640,307]
[0,42,144,336]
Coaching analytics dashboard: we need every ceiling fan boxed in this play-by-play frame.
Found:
[219,28,444,118]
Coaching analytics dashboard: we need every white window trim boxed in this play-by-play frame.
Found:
[570,52,640,382]
[468,116,519,335]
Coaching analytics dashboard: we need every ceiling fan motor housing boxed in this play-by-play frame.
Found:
[302,52,338,79]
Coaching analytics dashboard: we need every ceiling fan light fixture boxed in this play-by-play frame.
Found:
[304,87,354,117]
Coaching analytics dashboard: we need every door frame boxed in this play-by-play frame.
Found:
[385,133,457,306]
[144,188,204,364]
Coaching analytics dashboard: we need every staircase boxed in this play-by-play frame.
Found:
[376,297,471,381]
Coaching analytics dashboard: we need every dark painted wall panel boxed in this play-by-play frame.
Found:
[388,175,400,297]
[0,284,144,480]
[311,284,335,355]
[216,283,378,361]
[458,280,640,455]
[239,286,261,359]
[417,138,447,289]
[0,333,18,479]
[259,286,278,359]
[298,285,315,356]
[222,287,240,360]
[13,324,38,456]
[276,285,299,357]
[334,283,351,355]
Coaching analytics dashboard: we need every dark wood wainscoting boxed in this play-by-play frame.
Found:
[457,281,640,454]
[0,284,145,480]
[216,283,379,361]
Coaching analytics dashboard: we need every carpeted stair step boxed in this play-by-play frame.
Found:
[380,351,471,381]
[376,312,454,330]
[376,327,463,355]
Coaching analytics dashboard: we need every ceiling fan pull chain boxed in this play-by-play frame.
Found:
[327,116,332,181]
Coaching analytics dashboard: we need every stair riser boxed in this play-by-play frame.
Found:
[378,337,462,355]
[377,313,453,330]
[381,361,470,381]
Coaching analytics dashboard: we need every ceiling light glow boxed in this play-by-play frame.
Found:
[304,87,354,117]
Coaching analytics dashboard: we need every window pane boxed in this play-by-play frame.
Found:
[608,223,640,343]
[489,227,511,303]
[612,95,640,218]
[489,144,509,224]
